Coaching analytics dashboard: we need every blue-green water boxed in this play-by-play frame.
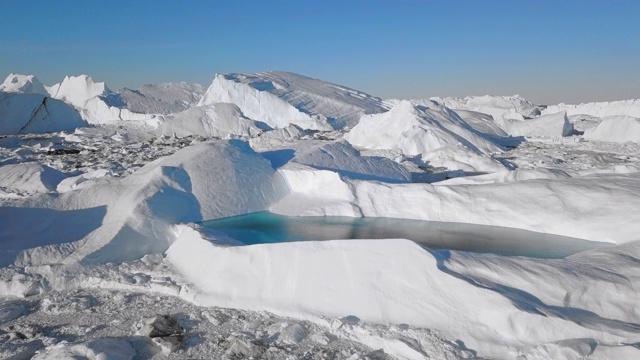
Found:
[201,211,611,258]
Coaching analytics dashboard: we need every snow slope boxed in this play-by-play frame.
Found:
[449,109,509,137]
[543,99,640,118]
[583,115,640,143]
[198,72,389,130]
[156,103,270,138]
[284,140,412,183]
[168,228,640,359]
[0,92,87,135]
[0,73,48,95]
[344,100,502,156]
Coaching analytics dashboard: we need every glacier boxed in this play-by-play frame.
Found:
[1,70,640,359]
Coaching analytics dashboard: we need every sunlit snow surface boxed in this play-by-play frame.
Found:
[1,71,640,359]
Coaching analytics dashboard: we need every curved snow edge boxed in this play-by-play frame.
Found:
[272,167,640,244]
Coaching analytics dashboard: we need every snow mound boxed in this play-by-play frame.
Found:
[543,99,640,118]
[434,94,542,120]
[344,100,502,156]
[0,164,65,195]
[0,73,48,95]
[198,71,388,130]
[156,103,269,138]
[0,92,87,135]
[1,140,289,264]
[56,169,114,193]
[104,82,205,114]
[498,111,574,138]
[47,74,112,109]
[583,115,640,143]
[286,140,412,182]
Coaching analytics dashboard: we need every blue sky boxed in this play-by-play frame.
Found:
[1,0,638,104]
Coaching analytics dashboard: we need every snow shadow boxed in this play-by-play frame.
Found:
[261,149,295,169]
[0,206,107,266]
[430,249,640,335]
[491,134,526,149]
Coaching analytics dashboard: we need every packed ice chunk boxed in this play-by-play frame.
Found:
[344,100,501,156]
[0,73,48,95]
[0,92,87,135]
[198,71,389,130]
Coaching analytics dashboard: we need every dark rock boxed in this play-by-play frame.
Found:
[139,315,185,354]
[140,315,183,338]
[46,149,80,155]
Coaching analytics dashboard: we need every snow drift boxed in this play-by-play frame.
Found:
[168,228,640,359]
[0,92,87,135]
[0,164,66,196]
[583,115,640,143]
[198,72,389,130]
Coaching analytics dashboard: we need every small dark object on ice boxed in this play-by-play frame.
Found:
[47,149,80,155]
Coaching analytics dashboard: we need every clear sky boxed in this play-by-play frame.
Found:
[1,0,638,104]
